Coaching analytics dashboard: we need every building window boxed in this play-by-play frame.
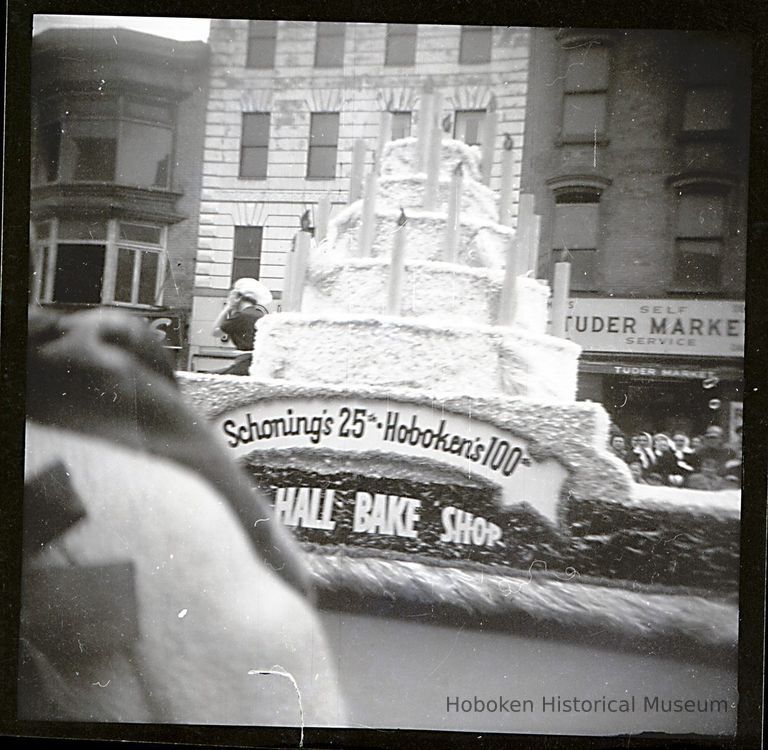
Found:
[391,111,412,140]
[552,190,601,292]
[561,44,609,140]
[240,113,270,179]
[673,188,727,292]
[385,24,417,66]
[459,26,492,64]
[34,95,174,188]
[233,227,263,281]
[114,222,165,306]
[454,110,485,146]
[32,218,166,308]
[307,113,339,179]
[682,86,733,133]
[246,20,278,68]
[314,22,345,68]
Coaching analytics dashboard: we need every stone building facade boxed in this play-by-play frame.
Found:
[30,28,209,367]
[521,28,749,439]
[188,20,531,371]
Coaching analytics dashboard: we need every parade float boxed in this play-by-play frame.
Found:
[180,95,740,735]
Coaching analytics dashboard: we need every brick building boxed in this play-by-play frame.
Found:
[29,28,209,366]
[521,28,749,440]
[188,20,530,371]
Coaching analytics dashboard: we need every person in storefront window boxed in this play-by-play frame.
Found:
[648,433,685,487]
[609,434,630,463]
[687,457,738,491]
[628,461,649,484]
[672,432,699,476]
[632,432,655,470]
[690,435,704,453]
[697,425,739,477]
[212,278,272,376]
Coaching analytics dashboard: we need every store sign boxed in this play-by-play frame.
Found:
[216,398,568,528]
[565,299,744,358]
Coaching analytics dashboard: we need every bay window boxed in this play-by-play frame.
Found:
[32,95,175,189]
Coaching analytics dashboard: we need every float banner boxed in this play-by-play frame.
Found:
[565,299,744,358]
[216,398,568,526]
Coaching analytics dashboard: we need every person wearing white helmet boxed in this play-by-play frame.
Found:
[213,277,273,375]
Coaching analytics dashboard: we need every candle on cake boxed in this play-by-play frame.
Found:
[290,230,312,311]
[423,126,443,211]
[551,261,571,338]
[480,96,498,186]
[315,194,332,243]
[497,233,518,326]
[444,161,463,263]
[415,79,434,173]
[514,194,536,277]
[358,172,379,257]
[387,208,408,315]
[349,140,367,204]
[499,133,515,226]
[375,110,393,174]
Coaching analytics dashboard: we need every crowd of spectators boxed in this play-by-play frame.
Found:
[608,425,741,491]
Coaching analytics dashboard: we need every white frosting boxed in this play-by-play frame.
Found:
[250,314,580,403]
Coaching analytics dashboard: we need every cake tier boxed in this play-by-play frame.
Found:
[325,205,511,269]
[302,256,551,335]
[250,314,580,402]
[376,174,499,223]
[380,136,483,182]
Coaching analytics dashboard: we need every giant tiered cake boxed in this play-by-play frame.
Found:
[250,137,578,404]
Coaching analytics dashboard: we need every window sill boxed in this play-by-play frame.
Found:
[555,135,610,147]
[305,176,337,181]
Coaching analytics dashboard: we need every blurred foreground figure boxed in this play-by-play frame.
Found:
[21,307,345,726]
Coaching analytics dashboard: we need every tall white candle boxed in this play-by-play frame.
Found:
[499,133,515,226]
[358,172,379,257]
[281,241,297,311]
[291,230,312,312]
[416,79,434,173]
[528,214,542,277]
[497,234,517,326]
[349,140,367,204]
[315,194,332,243]
[387,209,407,315]
[514,193,536,277]
[551,261,571,338]
[444,161,463,262]
[480,96,498,186]
[423,126,443,210]
[375,110,393,174]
